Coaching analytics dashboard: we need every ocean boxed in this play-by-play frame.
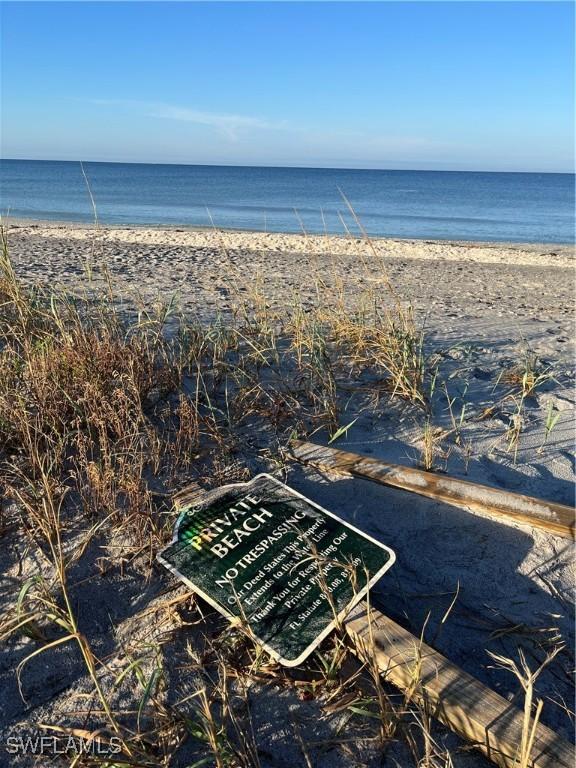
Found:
[0,159,574,243]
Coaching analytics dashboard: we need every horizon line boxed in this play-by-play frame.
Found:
[1,157,574,175]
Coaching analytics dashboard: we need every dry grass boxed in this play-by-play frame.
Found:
[492,347,558,462]
[488,646,563,768]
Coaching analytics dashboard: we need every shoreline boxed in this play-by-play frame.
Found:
[2,216,575,253]
[3,218,574,269]
[4,219,574,363]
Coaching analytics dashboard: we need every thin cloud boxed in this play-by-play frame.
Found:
[147,105,284,140]
[90,99,285,141]
[89,98,439,154]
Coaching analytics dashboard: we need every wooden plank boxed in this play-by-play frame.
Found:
[291,440,575,539]
[345,603,575,768]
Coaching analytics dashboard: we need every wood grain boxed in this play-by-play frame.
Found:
[345,603,575,768]
[291,440,575,539]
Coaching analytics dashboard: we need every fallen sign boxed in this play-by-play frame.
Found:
[158,476,574,768]
[157,473,395,666]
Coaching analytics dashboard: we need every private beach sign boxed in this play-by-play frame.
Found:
[157,474,395,666]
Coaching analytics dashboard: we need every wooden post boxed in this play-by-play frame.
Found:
[291,440,575,539]
[345,603,575,768]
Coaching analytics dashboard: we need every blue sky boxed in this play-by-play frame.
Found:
[1,1,574,171]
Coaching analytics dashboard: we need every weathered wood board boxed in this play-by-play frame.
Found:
[346,603,575,768]
[291,440,575,538]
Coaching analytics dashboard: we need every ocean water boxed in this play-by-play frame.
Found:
[0,159,574,243]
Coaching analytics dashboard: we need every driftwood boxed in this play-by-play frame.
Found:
[345,602,575,768]
[291,440,575,539]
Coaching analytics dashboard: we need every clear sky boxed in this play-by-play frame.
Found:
[1,1,574,172]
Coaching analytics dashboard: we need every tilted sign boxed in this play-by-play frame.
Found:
[157,474,395,666]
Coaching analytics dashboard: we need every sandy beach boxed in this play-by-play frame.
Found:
[1,220,574,767]
[5,219,575,323]
[5,220,575,374]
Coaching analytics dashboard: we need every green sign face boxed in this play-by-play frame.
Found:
[157,474,395,666]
